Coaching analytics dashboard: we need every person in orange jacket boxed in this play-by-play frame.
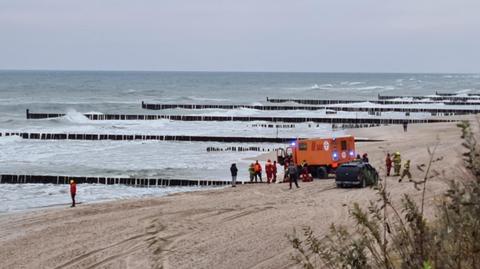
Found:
[254,160,263,182]
[70,179,77,207]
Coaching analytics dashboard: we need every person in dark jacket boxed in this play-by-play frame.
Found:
[272,161,278,183]
[70,179,77,207]
[362,153,369,163]
[288,161,300,189]
[230,163,238,187]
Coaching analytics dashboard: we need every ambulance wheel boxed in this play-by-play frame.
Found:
[316,167,328,179]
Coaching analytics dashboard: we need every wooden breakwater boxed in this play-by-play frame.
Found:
[435,91,480,97]
[0,131,294,143]
[265,97,480,106]
[0,132,384,143]
[377,94,480,101]
[0,174,240,186]
[141,102,480,116]
[25,110,454,124]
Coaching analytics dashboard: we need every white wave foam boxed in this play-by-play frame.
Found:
[319,84,333,88]
[456,89,472,94]
[124,89,137,94]
[348,82,365,86]
[62,109,91,124]
[0,183,211,213]
[178,96,229,102]
[355,86,394,91]
[0,135,22,144]
[310,84,320,90]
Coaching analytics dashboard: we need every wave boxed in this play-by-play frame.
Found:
[60,109,92,124]
[124,89,137,94]
[310,84,320,90]
[348,82,365,86]
[0,135,22,144]
[319,83,333,88]
[175,96,230,102]
[455,89,472,94]
[286,84,326,91]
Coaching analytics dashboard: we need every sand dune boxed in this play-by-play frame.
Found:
[0,121,466,269]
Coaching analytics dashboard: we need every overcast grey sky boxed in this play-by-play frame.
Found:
[0,0,479,72]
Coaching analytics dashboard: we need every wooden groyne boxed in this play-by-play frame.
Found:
[0,131,294,143]
[141,102,480,115]
[265,97,480,106]
[0,174,238,186]
[435,91,480,97]
[377,94,480,101]
[0,132,384,143]
[25,110,455,124]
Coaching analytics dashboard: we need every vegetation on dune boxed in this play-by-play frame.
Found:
[288,121,480,269]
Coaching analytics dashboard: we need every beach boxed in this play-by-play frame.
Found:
[0,120,466,269]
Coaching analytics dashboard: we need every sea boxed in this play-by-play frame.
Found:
[1,71,479,212]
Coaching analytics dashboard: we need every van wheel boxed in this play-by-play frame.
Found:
[336,183,342,188]
[316,167,328,179]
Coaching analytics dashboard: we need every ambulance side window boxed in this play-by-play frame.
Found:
[341,141,347,150]
[299,142,307,151]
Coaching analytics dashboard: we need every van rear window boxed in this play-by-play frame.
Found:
[341,140,347,150]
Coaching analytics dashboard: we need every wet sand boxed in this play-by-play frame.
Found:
[0,121,466,269]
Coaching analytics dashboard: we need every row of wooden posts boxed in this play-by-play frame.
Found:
[0,174,249,186]
[141,101,480,115]
[26,110,454,124]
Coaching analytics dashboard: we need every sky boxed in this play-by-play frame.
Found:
[0,0,479,73]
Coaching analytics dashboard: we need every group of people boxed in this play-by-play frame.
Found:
[247,160,278,183]
[230,160,279,188]
[230,159,302,189]
[385,152,412,182]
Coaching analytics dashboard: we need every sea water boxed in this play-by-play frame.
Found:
[1,71,479,211]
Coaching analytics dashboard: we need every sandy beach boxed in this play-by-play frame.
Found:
[0,121,467,269]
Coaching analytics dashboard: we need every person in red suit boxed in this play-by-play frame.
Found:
[70,179,77,207]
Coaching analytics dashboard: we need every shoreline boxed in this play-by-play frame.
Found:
[0,121,467,268]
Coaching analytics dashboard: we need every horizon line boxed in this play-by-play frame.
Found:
[0,68,479,75]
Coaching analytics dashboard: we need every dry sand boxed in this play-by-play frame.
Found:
[0,121,468,269]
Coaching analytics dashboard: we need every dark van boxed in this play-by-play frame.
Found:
[335,161,379,188]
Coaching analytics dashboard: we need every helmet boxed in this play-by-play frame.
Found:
[70,180,75,184]
[395,152,400,155]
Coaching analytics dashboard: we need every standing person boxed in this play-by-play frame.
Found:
[300,160,310,181]
[69,179,77,207]
[385,153,392,176]
[362,153,369,163]
[403,121,408,132]
[393,152,402,176]
[288,161,299,189]
[272,161,278,183]
[254,160,263,182]
[230,163,238,187]
[398,160,412,182]
[283,161,290,182]
[248,163,255,182]
[265,159,273,183]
